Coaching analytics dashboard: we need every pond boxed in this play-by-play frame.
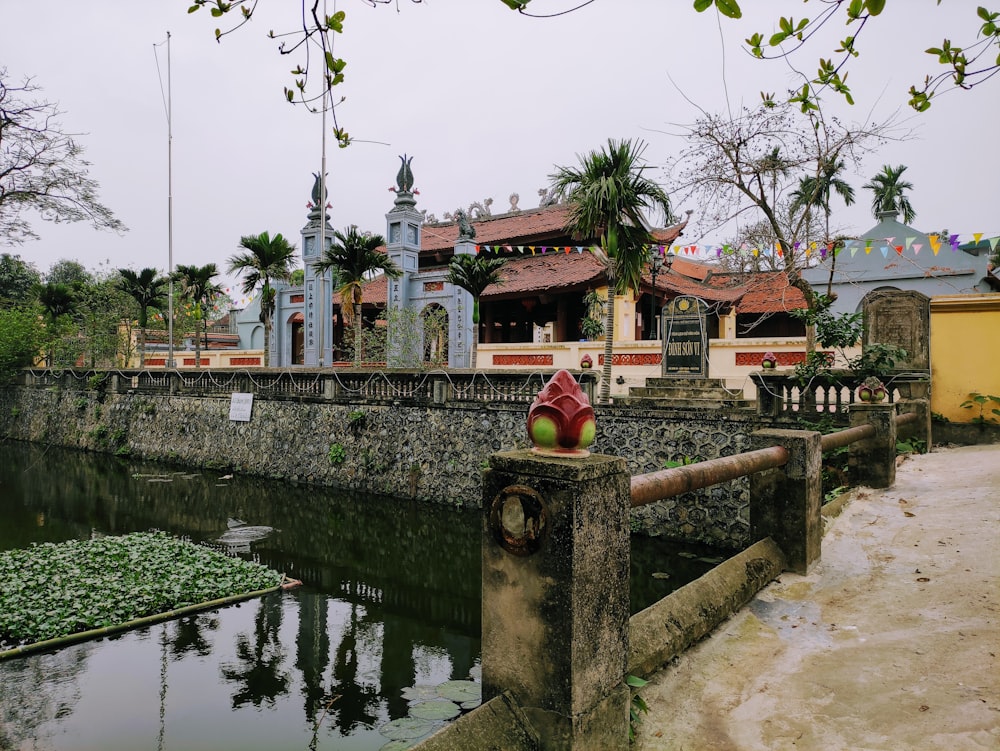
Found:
[0,440,724,750]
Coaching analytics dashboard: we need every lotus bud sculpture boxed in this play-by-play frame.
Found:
[526,369,596,457]
[761,351,777,369]
[580,354,593,369]
[857,376,887,402]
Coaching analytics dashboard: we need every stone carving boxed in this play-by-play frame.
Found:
[537,186,559,207]
[310,172,326,205]
[420,210,439,224]
[468,198,493,219]
[396,154,414,193]
[454,208,476,241]
[508,193,521,213]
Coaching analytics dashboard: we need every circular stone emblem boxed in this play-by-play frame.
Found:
[489,485,548,556]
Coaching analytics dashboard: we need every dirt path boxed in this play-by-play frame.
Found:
[634,444,1000,751]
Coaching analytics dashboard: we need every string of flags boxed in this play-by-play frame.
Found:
[474,233,1000,260]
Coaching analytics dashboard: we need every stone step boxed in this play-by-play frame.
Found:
[642,377,726,389]
[628,386,740,400]
[614,395,755,410]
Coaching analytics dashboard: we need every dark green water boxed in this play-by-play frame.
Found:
[0,440,721,750]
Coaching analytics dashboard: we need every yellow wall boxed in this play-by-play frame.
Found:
[930,294,1000,422]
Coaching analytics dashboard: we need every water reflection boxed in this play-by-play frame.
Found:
[0,440,722,750]
[0,440,482,751]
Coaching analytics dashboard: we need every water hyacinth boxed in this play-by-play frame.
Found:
[0,531,282,649]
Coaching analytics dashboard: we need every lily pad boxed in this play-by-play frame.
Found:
[460,699,482,710]
[436,680,481,703]
[378,717,437,741]
[401,685,441,703]
[408,700,460,721]
[380,741,416,751]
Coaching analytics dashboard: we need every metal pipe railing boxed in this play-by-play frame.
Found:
[820,423,875,452]
[630,445,789,508]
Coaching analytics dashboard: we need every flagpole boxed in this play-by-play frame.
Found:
[166,30,175,369]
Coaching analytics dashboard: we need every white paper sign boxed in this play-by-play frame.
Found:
[229,392,254,422]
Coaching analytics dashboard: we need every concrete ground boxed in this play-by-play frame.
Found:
[634,444,1000,751]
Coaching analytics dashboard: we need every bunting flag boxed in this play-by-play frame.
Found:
[458,234,998,261]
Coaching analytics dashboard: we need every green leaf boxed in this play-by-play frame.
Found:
[714,0,742,19]
[865,0,886,15]
[626,675,649,688]
[693,0,713,11]
[769,31,789,47]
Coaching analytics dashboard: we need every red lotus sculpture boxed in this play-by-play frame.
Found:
[526,369,596,457]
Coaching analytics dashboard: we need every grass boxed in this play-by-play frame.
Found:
[0,531,282,649]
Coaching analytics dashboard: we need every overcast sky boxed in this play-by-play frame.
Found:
[3,0,997,300]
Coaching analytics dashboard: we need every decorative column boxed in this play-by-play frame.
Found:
[301,173,334,366]
[385,155,422,366]
[481,372,629,749]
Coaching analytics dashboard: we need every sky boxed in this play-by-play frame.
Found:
[3,0,998,301]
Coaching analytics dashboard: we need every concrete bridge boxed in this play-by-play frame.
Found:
[633,443,999,750]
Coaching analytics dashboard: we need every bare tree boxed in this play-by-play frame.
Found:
[665,99,904,350]
[0,71,126,245]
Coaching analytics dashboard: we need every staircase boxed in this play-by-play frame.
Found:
[614,377,755,410]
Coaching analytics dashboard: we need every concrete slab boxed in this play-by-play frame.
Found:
[634,444,1000,751]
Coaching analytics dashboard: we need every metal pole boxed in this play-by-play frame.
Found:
[317,0,329,367]
[166,31,175,369]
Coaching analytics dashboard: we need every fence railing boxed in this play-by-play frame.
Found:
[753,370,930,424]
[476,402,926,749]
[19,368,597,407]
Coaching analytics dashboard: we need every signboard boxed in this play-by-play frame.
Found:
[229,392,254,422]
[661,296,709,377]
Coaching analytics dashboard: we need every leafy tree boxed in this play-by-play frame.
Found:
[46,259,92,288]
[0,71,125,244]
[445,253,507,369]
[0,253,41,307]
[37,282,77,366]
[312,226,400,367]
[75,274,134,367]
[0,307,43,381]
[229,231,297,367]
[863,164,916,224]
[173,263,223,368]
[550,138,672,404]
[117,268,168,367]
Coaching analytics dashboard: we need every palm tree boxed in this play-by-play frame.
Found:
[117,268,168,367]
[790,156,855,297]
[549,138,672,404]
[228,232,297,367]
[445,253,507,369]
[174,263,223,368]
[38,282,76,366]
[863,164,916,224]
[312,226,400,367]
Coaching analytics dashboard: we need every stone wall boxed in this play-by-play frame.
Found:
[0,384,761,548]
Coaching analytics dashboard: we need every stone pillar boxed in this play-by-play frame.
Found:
[848,403,897,489]
[749,429,822,575]
[897,397,932,452]
[482,449,630,750]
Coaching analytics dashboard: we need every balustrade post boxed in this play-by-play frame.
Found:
[323,374,337,401]
[749,429,823,575]
[752,373,781,418]
[897,397,932,452]
[481,449,630,749]
[847,403,897,489]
